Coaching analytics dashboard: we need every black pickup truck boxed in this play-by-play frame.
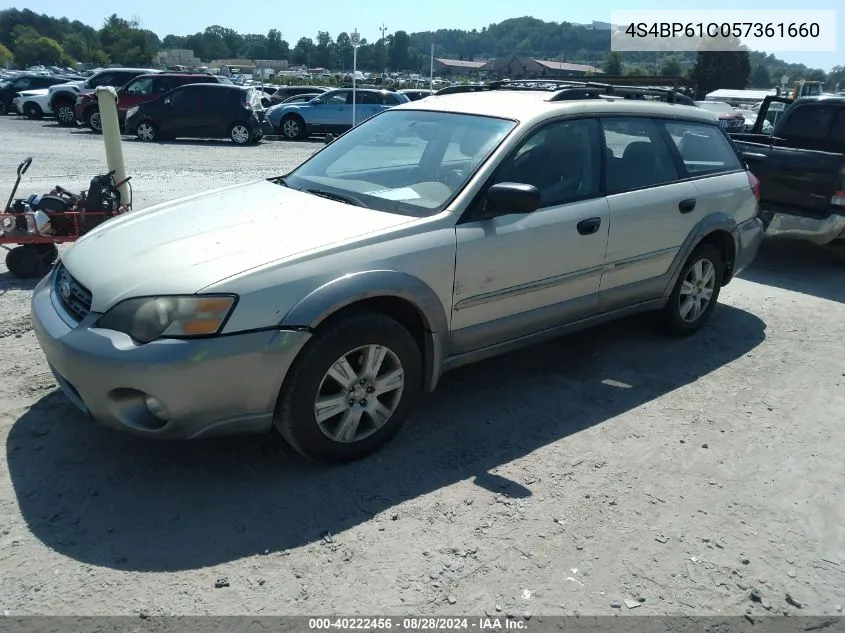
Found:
[729,95,845,245]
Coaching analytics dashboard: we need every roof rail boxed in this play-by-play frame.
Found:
[483,78,695,106]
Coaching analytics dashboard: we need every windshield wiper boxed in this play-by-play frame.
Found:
[304,188,366,207]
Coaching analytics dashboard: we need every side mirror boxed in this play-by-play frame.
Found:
[476,182,541,220]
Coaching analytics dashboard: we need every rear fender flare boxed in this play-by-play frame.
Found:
[662,213,737,298]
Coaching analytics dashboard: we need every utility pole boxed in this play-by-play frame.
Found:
[379,23,388,76]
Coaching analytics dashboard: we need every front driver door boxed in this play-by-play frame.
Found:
[309,90,350,130]
[451,117,611,354]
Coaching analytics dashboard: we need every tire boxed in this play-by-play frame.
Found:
[229,123,251,145]
[275,312,423,464]
[35,243,59,267]
[280,114,306,140]
[5,246,48,279]
[136,120,157,142]
[54,100,76,127]
[661,243,724,336]
[23,103,43,120]
[87,108,102,133]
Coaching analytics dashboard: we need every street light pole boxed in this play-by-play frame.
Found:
[379,24,387,76]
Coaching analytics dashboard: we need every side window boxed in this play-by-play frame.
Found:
[829,109,845,147]
[664,121,743,176]
[89,73,113,88]
[379,93,401,105]
[354,92,379,105]
[154,77,175,93]
[125,78,154,95]
[13,77,32,90]
[322,91,348,105]
[492,118,601,207]
[601,117,680,193]
[112,73,136,87]
[777,105,836,141]
[169,88,195,109]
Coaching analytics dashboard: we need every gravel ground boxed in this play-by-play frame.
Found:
[1,115,844,618]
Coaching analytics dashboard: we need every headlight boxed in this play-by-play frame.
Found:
[96,295,237,344]
[125,106,139,119]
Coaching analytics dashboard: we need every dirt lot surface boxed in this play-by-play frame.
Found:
[1,116,844,618]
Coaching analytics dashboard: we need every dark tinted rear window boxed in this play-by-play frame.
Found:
[778,105,837,141]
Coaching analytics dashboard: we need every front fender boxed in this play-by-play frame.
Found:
[280,270,450,393]
[280,269,448,334]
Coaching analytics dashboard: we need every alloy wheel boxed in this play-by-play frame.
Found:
[314,344,405,444]
[136,122,155,141]
[282,118,300,139]
[679,258,716,323]
[56,105,74,124]
[89,111,102,132]
[231,124,250,144]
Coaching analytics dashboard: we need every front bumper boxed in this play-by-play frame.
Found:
[732,216,765,277]
[262,120,278,136]
[761,210,845,246]
[12,97,21,114]
[30,271,312,439]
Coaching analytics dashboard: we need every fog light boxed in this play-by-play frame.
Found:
[145,395,170,422]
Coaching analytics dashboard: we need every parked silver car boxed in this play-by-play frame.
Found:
[32,89,765,463]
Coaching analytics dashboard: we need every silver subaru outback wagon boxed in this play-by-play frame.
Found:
[32,85,764,463]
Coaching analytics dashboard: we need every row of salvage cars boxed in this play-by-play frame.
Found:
[2,67,435,144]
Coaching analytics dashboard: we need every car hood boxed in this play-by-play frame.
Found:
[61,179,419,312]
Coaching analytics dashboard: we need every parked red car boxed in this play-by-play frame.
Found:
[75,72,232,132]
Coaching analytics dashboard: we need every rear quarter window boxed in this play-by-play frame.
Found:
[664,121,744,176]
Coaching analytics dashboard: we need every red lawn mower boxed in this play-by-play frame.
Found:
[1,157,132,278]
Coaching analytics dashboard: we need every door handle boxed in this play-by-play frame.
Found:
[678,198,697,214]
[576,217,601,235]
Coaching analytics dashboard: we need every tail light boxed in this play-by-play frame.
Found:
[747,171,760,202]
[832,166,845,207]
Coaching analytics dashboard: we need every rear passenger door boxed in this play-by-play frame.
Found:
[161,87,201,136]
[598,117,700,304]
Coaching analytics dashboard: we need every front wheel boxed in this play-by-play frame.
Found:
[229,123,251,145]
[280,115,306,140]
[661,243,724,336]
[136,120,157,142]
[87,109,102,133]
[23,103,43,119]
[5,245,50,279]
[275,312,423,464]
[54,101,76,127]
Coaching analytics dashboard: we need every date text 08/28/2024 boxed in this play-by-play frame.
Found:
[308,617,527,630]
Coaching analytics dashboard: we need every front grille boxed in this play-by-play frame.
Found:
[53,263,92,322]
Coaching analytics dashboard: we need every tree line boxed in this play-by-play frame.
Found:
[1,8,842,94]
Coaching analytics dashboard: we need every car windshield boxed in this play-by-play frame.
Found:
[282,109,516,217]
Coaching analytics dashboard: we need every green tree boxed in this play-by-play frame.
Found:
[691,38,750,96]
[99,15,157,65]
[0,42,12,67]
[291,36,315,66]
[604,51,622,74]
[827,65,844,91]
[625,66,647,76]
[660,56,683,76]
[335,32,351,70]
[14,32,66,66]
[266,29,289,60]
[749,64,770,88]
[388,30,411,70]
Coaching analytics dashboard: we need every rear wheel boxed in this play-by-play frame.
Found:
[661,244,724,336]
[54,100,76,127]
[87,109,102,133]
[136,120,157,142]
[229,123,251,145]
[275,312,423,464]
[281,114,306,140]
[23,103,43,120]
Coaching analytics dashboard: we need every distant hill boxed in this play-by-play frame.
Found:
[1,8,838,89]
